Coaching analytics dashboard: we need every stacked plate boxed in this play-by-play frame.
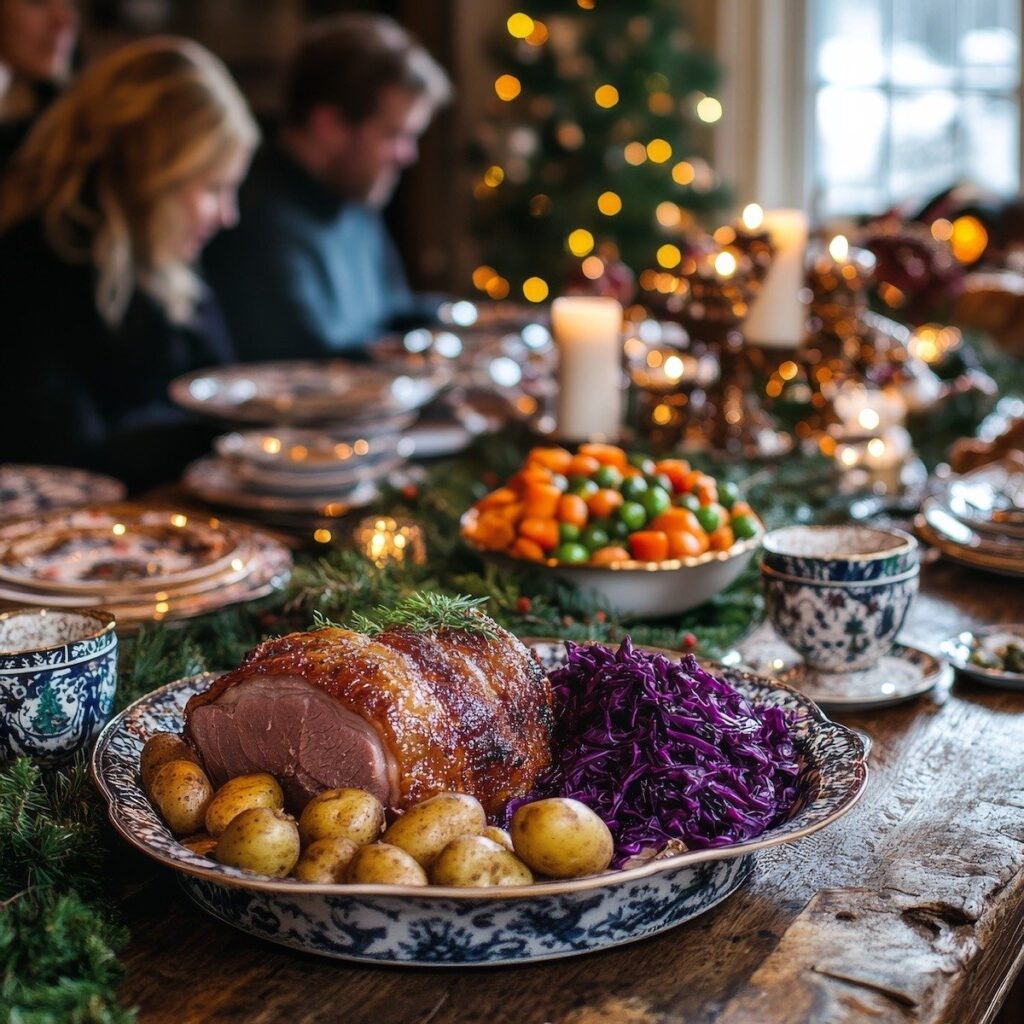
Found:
[917,457,1024,577]
[0,504,292,633]
[184,427,415,526]
[0,464,125,523]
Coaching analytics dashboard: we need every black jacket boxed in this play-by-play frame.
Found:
[0,218,234,490]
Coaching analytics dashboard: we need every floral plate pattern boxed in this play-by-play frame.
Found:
[91,643,867,965]
[0,464,125,523]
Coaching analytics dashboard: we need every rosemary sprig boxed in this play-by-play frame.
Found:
[339,592,501,639]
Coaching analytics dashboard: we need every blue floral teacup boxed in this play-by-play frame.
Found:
[0,608,118,763]
[761,525,918,583]
[762,564,918,672]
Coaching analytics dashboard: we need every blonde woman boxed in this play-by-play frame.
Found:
[0,37,258,488]
[0,0,77,168]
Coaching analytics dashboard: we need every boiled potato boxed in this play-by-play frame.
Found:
[510,798,614,879]
[149,759,213,836]
[345,843,428,886]
[294,836,360,883]
[205,773,284,836]
[141,732,199,794]
[215,807,300,878]
[430,835,533,888]
[181,833,218,858]
[480,826,514,852]
[382,792,486,868]
[298,788,385,848]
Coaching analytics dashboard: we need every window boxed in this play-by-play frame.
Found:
[808,0,1022,217]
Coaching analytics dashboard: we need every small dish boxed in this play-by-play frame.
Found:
[739,631,949,711]
[0,608,117,762]
[760,524,918,582]
[939,625,1024,689]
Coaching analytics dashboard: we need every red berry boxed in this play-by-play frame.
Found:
[681,631,698,650]
[482,472,499,487]
[401,484,419,500]
[515,596,532,614]
[595,610,608,623]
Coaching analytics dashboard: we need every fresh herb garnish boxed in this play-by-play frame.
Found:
[315,593,500,639]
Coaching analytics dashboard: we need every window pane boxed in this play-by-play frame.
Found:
[891,0,956,86]
[890,90,959,204]
[815,0,886,86]
[963,93,1019,192]
[815,87,888,215]
[960,0,1019,88]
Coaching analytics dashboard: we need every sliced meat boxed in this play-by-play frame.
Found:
[185,674,398,810]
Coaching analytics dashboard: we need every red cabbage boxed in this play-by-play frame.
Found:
[515,638,801,867]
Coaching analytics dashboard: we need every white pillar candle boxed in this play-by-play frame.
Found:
[552,296,624,440]
[743,208,809,348]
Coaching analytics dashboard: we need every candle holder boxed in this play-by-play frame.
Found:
[354,515,427,569]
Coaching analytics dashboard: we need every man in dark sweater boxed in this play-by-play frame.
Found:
[205,14,451,359]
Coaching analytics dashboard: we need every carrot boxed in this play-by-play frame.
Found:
[628,530,670,562]
[680,469,704,493]
[648,508,702,534]
[654,458,691,492]
[695,475,719,505]
[522,482,562,519]
[666,529,704,558]
[511,536,546,562]
[509,466,553,492]
[707,524,735,551]
[475,514,516,551]
[477,486,519,511]
[589,545,632,565]
[492,501,523,524]
[526,446,573,473]
[557,493,589,527]
[566,454,601,477]
[729,500,753,518]
[578,443,628,470]
[518,517,559,551]
[587,488,624,519]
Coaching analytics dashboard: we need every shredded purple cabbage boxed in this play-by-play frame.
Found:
[512,638,801,867]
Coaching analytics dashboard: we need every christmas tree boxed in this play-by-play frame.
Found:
[470,0,728,307]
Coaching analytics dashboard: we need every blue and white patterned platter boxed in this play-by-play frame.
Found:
[90,643,868,966]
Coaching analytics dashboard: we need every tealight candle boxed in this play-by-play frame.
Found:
[354,516,427,568]
[832,386,907,434]
[743,208,809,348]
[551,295,624,440]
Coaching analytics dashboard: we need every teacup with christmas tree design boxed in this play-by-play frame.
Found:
[0,608,117,763]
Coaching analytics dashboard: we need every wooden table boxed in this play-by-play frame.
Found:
[114,558,1024,1024]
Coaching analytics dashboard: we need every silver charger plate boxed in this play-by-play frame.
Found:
[943,458,1024,540]
[739,632,951,711]
[91,641,867,966]
[939,625,1024,690]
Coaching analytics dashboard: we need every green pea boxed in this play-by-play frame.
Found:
[554,542,590,565]
[696,505,721,533]
[610,519,631,540]
[718,481,740,509]
[627,453,656,474]
[645,472,673,494]
[568,474,593,491]
[620,476,649,502]
[674,493,701,513]
[618,501,648,531]
[550,473,569,492]
[731,512,758,540]
[559,523,581,542]
[570,479,599,499]
[641,486,671,519]
[593,464,623,489]
[580,525,610,551]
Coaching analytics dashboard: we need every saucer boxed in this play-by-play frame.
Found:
[738,633,951,711]
[939,625,1024,690]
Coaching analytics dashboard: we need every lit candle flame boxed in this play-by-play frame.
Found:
[828,234,849,262]
[741,203,763,231]
[714,250,737,277]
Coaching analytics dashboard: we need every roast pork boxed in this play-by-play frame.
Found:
[183,623,553,815]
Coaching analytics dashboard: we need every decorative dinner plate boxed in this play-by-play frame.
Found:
[738,633,950,711]
[939,625,1024,690]
[915,516,1024,578]
[184,457,383,515]
[0,464,126,523]
[170,362,450,425]
[0,506,240,593]
[943,459,1024,539]
[215,428,412,473]
[91,645,867,966]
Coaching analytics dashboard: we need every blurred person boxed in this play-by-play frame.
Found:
[0,0,78,168]
[204,13,451,360]
[0,37,259,489]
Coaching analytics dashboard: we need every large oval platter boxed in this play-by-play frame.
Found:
[91,642,867,965]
